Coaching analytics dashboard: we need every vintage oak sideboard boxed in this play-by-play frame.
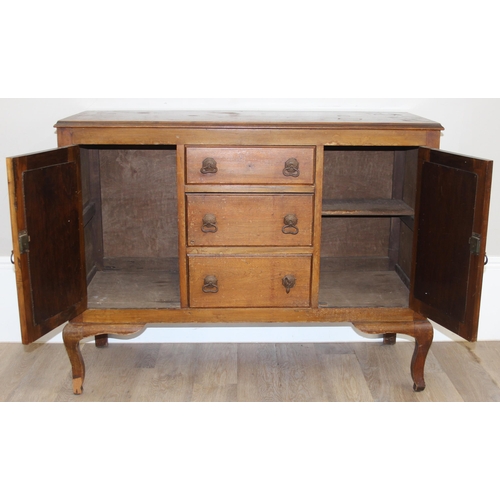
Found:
[6,111,493,395]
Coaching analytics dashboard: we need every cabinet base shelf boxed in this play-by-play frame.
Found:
[322,198,414,217]
[86,257,409,311]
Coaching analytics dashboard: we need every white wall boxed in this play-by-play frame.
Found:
[1,98,499,343]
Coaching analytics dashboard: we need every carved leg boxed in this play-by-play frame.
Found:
[63,322,146,395]
[409,321,434,392]
[383,333,397,345]
[95,334,109,348]
[63,324,86,395]
[352,319,434,392]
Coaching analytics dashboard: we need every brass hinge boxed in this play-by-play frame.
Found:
[18,230,30,254]
[469,233,481,256]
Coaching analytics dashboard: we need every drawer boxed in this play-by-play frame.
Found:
[186,146,315,185]
[186,194,314,246]
[188,255,312,308]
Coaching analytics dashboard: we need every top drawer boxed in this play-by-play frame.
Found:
[186,146,315,185]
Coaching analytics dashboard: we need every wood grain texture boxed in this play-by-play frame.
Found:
[57,127,440,149]
[431,342,500,402]
[274,344,329,401]
[186,194,314,247]
[3,341,500,402]
[7,147,87,344]
[23,162,84,325]
[188,255,312,308]
[323,148,395,200]
[321,217,391,258]
[322,199,413,216]
[410,149,493,341]
[353,342,464,402]
[79,306,418,325]
[186,146,315,185]
[129,344,197,402]
[87,268,180,309]
[319,265,409,308]
[236,344,282,401]
[191,344,238,402]
[62,322,146,394]
[99,148,178,259]
[54,110,444,129]
[353,319,434,392]
[314,344,374,401]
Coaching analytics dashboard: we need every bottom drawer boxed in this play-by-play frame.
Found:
[188,255,312,308]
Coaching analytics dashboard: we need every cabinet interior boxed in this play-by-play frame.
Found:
[81,146,180,309]
[80,145,418,310]
[319,147,418,308]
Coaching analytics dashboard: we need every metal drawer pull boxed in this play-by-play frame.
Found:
[203,275,219,293]
[201,157,218,174]
[282,214,299,235]
[282,275,296,294]
[202,214,218,233]
[283,158,300,177]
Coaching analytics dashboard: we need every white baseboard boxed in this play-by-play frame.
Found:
[1,256,499,343]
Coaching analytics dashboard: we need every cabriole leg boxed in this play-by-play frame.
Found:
[383,333,397,345]
[62,322,146,395]
[353,319,434,392]
[409,321,434,392]
[63,324,86,395]
[95,334,109,348]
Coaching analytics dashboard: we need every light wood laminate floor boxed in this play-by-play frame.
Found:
[1,341,500,402]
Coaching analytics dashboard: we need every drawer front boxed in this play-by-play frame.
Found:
[188,255,312,308]
[186,194,314,247]
[186,146,315,185]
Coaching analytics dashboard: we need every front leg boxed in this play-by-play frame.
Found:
[353,318,434,391]
[63,323,86,395]
[63,322,146,395]
[95,334,109,348]
[409,321,434,392]
[383,333,397,345]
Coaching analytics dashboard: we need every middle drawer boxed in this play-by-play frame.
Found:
[186,194,314,247]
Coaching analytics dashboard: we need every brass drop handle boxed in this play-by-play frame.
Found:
[283,158,300,177]
[203,275,219,293]
[202,214,218,233]
[282,275,296,294]
[201,157,218,174]
[282,214,299,235]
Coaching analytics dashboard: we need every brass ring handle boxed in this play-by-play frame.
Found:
[201,157,218,174]
[282,275,296,294]
[202,214,218,233]
[282,214,299,235]
[203,275,219,293]
[283,158,300,177]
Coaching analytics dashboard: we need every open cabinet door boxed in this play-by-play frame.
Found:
[7,146,87,344]
[410,148,493,341]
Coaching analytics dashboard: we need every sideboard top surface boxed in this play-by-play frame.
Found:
[54,110,444,130]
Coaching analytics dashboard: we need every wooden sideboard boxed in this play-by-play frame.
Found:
[6,111,493,395]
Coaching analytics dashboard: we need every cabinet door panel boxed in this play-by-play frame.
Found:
[410,148,493,341]
[7,146,87,344]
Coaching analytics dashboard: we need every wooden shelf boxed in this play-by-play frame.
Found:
[88,267,180,309]
[318,257,409,308]
[322,198,414,217]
